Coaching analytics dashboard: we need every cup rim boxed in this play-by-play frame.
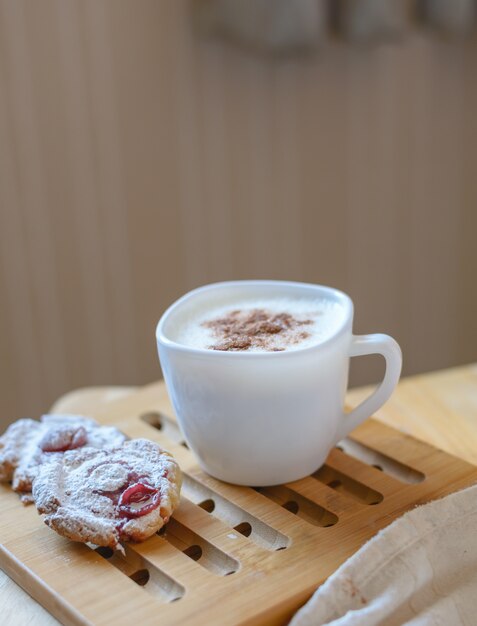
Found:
[156,280,353,358]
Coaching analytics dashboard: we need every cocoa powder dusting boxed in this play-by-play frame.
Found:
[203,309,312,351]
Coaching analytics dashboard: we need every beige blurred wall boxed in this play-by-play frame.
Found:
[1,0,476,423]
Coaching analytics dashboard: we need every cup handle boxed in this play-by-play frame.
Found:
[335,334,402,442]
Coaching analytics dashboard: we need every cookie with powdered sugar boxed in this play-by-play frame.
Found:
[0,414,126,502]
[32,439,182,550]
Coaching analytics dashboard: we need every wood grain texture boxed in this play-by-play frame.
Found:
[1,0,477,424]
[0,373,476,626]
[348,363,477,466]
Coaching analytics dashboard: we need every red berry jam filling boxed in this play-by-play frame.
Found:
[93,470,148,505]
[117,482,161,518]
[40,425,88,452]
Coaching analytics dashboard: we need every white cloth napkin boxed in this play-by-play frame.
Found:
[289,484,477,626]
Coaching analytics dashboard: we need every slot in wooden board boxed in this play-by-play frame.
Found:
[1,381,476,626]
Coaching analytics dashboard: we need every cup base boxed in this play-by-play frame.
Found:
[197,460,323,487]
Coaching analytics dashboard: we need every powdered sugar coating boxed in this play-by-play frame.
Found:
[0,414,126,501]
[0,418,42,482]
[32,439,182,550]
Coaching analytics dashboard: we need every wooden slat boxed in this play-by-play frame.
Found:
[325,447,403,496]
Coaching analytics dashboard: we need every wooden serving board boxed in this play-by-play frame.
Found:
[1,381,476,626]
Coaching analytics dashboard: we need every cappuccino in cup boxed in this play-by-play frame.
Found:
[173,297,347,353]
[157,281,402,486]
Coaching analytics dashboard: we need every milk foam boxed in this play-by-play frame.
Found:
[174,297,346,352]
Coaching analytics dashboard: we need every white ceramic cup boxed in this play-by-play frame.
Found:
[156,280,402,486]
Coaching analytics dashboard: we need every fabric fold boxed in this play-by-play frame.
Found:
[290,484,477,626]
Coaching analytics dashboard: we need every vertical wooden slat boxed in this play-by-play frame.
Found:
[271,61,304,281]
[0,2,45,416]
[81,0,139,381]
[227,51,275,279]
[169,1,208,290]
[54,0,114,381]
[457,37,477,367]
[197,40,234,282]
[408,37,464,374]
[345,47,376,308]
[296,45,349,290]
[0,0,68,407]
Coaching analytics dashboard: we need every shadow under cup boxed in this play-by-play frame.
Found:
[155,280,362,486]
